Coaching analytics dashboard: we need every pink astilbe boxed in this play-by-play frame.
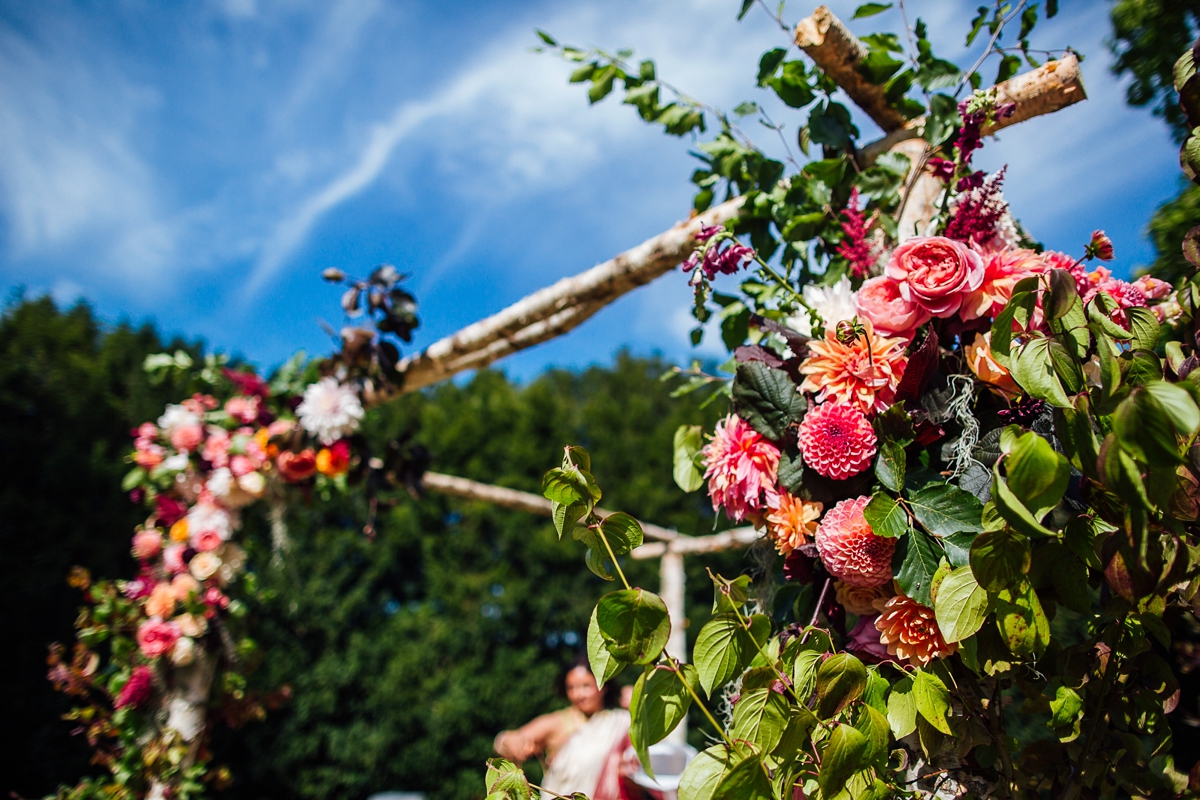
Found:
[683,227,755,283]
[836,188,876,279]
[702,414,780,521]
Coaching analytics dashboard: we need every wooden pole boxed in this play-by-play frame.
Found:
[660,550,688,745]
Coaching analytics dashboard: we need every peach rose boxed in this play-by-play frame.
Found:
[144,583,177,618]
[136,619,180,659]
[176,612,207,638]
[854,276,928,336]
[885,236,984,318]
[189,551,222,581]
[131,530,163,561]
[172,574,201,602]
[170,424,205,453]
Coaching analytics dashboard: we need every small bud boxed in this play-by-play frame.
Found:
[322,267,346,282]
[835,320,858,345]
[1086,230,1114,262]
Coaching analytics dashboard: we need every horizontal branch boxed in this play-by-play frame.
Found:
[371,196,746,402]
[795,5,909,133]
[631,527,762,559]
[421,471,679,542]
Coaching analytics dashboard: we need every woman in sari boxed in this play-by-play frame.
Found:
[494,658,631,800]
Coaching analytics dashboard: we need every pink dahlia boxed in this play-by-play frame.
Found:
[702,414,780,522]
[114,665,154,709]
[799,319,908,414]
[815,496,895,587]
[797,403,877,480]
[961,247,1047,321]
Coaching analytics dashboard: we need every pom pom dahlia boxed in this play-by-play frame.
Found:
[815,496,895,587]
[797,403,877,480]
[874,592,957,667]
[702,414,780,522]
[799,320,907,414]
[297,377,364,445]
[765,492,822,555]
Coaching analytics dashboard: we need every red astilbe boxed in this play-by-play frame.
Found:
[944,168,1009,245]
[836,188,876,278]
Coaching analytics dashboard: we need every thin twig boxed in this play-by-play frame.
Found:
[957,0,1029,98]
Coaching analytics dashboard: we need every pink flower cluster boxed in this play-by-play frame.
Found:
[702,414,779,521]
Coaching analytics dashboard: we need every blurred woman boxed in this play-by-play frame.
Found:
[493,657,630,800]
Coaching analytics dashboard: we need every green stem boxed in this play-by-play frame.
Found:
[595,525,631,590]
[674,662,734,746]
[731,606,792,690]
[754,257,810,310]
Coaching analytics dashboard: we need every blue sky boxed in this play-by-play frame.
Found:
[0,0,1186,380]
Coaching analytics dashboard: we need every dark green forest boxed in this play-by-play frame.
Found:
[1,294,750,800]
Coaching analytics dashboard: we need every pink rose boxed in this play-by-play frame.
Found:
[224,396,260,424]
[229,454,254,477]
[114,665,154,709]
[134,443,165,468]
[170,424,205,453]
[135,423,159,440]
[854,276,928,336]
[202,429,231,468]
[885,236,984,318]
[846,614,893,663]
[131,530,163,561]
[163,544,188,575]
[136,619,181,659]
[193,528,224,552]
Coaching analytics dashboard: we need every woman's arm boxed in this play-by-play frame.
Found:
[494,712,563,762]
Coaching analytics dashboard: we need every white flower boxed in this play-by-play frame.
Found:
[157,404,202,437]
[171,636,197,666]
[189,551,222,581]
[786,276,858,336]
[206,467,259,508]
[297,377,364,445]
[206,467,234,498]
[215,543,246,586]
[161,453,190,472]
[237,471,266,497]
[187,501,234,545]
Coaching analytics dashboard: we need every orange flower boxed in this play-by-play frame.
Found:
[965,332,1019,396]
[835,580,894,616]
[799,319,907,414]
[253,427,279,460]
[144,583,177,618]
[169,519,189,543]
[765,492,822,555]
[316,440,351,477]
[874,592,957,667]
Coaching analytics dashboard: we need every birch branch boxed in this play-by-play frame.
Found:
[631,527,762,559]
[795,5,909,133]
[421,470,680,542]
[369,196,745,402]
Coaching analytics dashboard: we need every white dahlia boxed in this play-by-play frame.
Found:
[297,377,364,445]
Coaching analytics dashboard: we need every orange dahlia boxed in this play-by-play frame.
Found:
[799,319,907,415]
[814,496,895,587]
[835,580,894,616]
[765,492,822,555]
[874,592,957,667]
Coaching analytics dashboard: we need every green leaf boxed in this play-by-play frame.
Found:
[732,361,806,441]
[711,572,753,614]
[816,652,867,719]
[1048,685,1083,742]
[1004,430,1070,520]
[991,462,1057,539]
[875,441,906,492]
[694,613,770,696]
[552,500,588,539]
[678,745,729,800]
[994,583,1050,656]
[731,687,791,753]
[1126,307,1161,351]
[895,530,942,607]
[121,467,146,492]
[587,606,625,688]
[819,725,868,797]
[767,61,815,109]
[1011,336,1074,407]
[485,759,533,800]
[737,0,755,20]
[673,424,706,492]
[886,675,917,738]
[1114,387,1184,467]
[756,48,787,85]
[595,589,671,664]
[912,669,951,734]
[778,451,804,494]
[714,750,774,800]
[1052,551,1091,614]
[908,483,985,538]
[630,664,696,778]
[934,567,987,643]
[808,101,858,148]
[969,529,1031,592]
[535,29,558,46]
[941,531,976,568]
[854,704,891,767]
[852,2,893,18]
[995,54,1021,83]
[863,492,907,538]
[600,512,644,554]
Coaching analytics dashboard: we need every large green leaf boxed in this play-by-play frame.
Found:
[678,745,729,800]
[913,669,951,734]
[816,652,867,719]
[732,361,806,441]
[714,749,775,800]
[731,688,791,753]
[600,512,644,553]
[586,606,624,687]
[908,483,984,538]
[1004,430,1069,520]
[994,582,1050,656]
[933,567,987,643]
[694,612,770,696]
[969,529,1031,592]
[894,529,943,607]
[1011,336,1074,407]
[854,704,891,767]
[673,424,706,492]
[595,589,671,664]
[630,664,696,779]
[990,463,1057,539]
[863,492,907,538]
[485,759,532,800]
[886,675,917,738]
[818,725,868,797]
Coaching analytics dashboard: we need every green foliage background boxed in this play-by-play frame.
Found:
[2,295,748,800]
